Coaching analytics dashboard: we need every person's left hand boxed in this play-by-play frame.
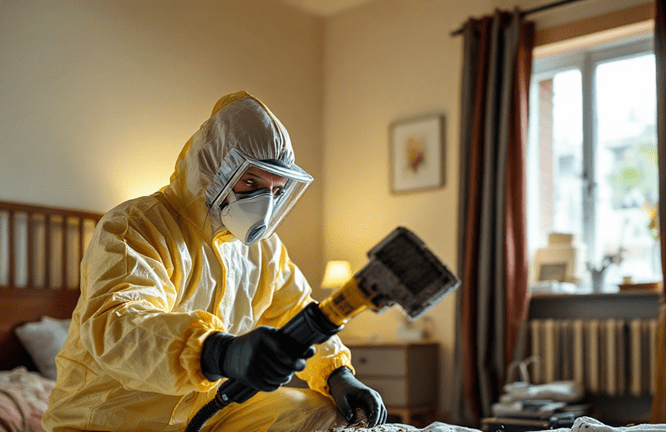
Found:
[327,366,387,426]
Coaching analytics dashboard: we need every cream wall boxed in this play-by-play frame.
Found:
[322,0,653,417]
[323,0,475,417]
[0,0,325,282]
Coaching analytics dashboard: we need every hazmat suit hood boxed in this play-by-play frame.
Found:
[163,91,312,241]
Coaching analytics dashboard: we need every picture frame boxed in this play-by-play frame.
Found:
[390,114,445,193]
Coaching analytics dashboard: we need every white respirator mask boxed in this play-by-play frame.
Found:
[220,189,275,245]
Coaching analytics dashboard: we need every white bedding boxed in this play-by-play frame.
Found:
[317,417,666,432]
[551,416,666,432]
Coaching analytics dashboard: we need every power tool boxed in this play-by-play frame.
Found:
[186,226,460,432]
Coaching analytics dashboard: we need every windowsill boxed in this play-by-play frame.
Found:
[530,289,662,298]
[528,289,662,320]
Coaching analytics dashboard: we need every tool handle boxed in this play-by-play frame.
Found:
[213,302,343,405]
[214,378,258,406]
[279,302,343,350]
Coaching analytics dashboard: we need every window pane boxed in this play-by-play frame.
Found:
[529,71,583,250]
[595,54,660,284]
[552,70,583,238]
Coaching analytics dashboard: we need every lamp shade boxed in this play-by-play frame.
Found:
[321,260,352,289]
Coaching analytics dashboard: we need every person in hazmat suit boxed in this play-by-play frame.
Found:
[42,91,387,432]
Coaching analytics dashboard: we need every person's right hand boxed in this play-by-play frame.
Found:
[212,326,316,392]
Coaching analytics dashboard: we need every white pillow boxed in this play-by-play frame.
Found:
[14,316,71,380]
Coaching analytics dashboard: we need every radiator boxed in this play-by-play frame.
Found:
[529,318,658,396]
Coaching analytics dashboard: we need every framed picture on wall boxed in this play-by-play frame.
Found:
[390,114,445,193]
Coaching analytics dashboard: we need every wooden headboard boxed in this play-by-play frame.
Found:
[0,200,104,370]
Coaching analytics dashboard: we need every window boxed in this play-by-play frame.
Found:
[527,34,660,291]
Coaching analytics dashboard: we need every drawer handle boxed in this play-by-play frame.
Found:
[359,357,367,364]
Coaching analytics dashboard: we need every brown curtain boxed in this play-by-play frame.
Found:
[452,9,534,425]
[652,0,666,423]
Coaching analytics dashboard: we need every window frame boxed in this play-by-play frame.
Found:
[528,33,656,286]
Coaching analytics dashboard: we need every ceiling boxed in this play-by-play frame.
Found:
[276,0,383,17]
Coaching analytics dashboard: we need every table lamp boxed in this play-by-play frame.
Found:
[321,260,352,290]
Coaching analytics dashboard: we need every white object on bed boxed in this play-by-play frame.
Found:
[14,316,70,381]
[551,416,666,432]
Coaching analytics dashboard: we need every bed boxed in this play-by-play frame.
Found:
[0,200,103,432]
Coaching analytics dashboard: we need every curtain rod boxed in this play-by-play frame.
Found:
[450,0,587,36]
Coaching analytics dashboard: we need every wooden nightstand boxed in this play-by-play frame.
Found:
[347,342,439,426]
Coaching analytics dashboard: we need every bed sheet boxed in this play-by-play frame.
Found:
[317,416,666,432]
[0,367,54,432]
[318,422,479,432]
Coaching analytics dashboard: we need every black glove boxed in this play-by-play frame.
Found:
[328,366,387,426]
[201,326,316,392]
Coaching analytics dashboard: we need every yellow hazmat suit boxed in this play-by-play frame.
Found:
[42,92,352,432]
